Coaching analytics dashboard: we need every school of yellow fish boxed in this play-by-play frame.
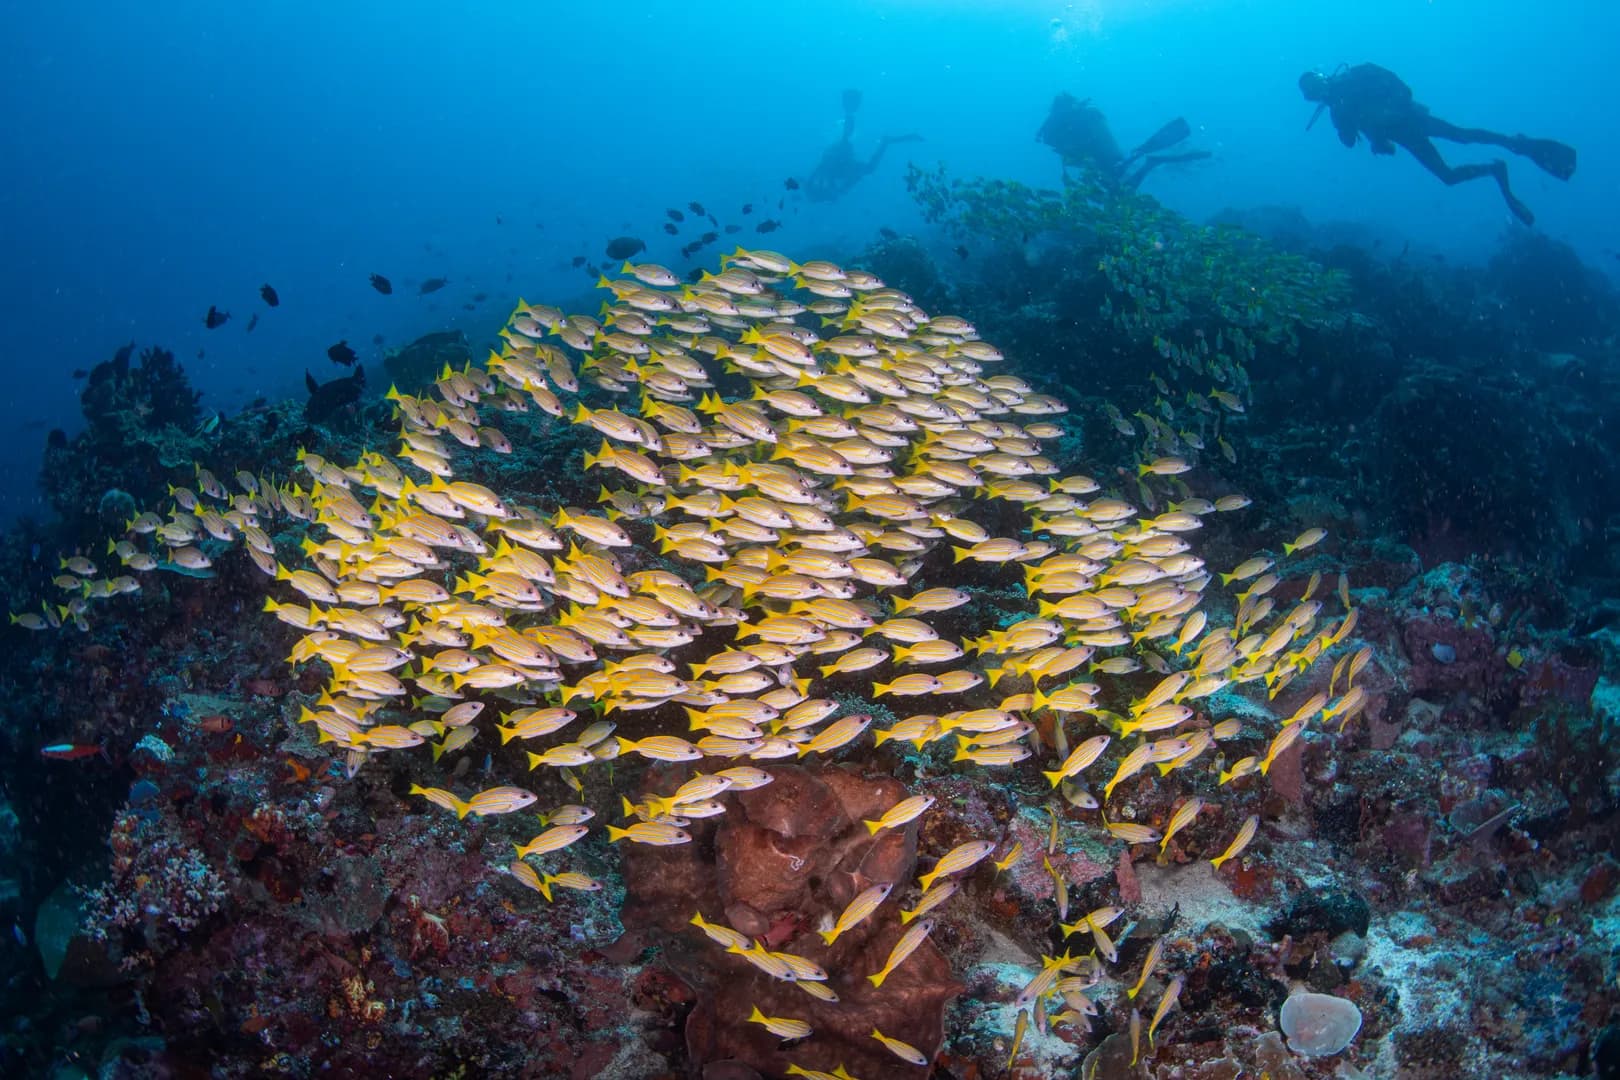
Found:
[17,249,1374,1074]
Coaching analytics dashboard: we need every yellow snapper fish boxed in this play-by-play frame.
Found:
[1042,734,1111,787]
[1210,814,1260,870]
[918,840,997,892]
[747,1005,812,1042]
[819,882,893,945]
[871,1027,929,1066]
[28,251,1356,1074]
[512,824,590,859]
[867,917,935,988]
[863,794,935,834]
[900,880,960,924]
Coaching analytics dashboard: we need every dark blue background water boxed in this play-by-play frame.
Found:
[2,1,1614,524]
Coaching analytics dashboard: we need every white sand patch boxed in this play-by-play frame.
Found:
[1133,858,1267,937]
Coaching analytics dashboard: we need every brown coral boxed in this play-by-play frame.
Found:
[619,763,960,1076]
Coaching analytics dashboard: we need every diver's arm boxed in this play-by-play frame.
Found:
[1331,107,1359,148]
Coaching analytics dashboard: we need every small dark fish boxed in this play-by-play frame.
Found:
[778,198,786,210]
[707,214,718,227]
[586,263,601,276]
[246,313,260,332]
[688,201,706,216]
[496,214,504,225]
[419,277,449,294]
[370,273,393,294]
[680,243,698,259]
[571,255,587,268]
[741,203,753,215]
[724,224,741,235]
[699,231,718,245]
[879,227,899,241]
[462,302,475,311]
[70,368,87,379]
[784,177,800,191]
[685,266,706,283]
[203,305,230,329]
[756,220,781,234]
[472,292,488,302]
[605,236,646,260]
[666,208,685,222]
[327,340,358,367]
[259,283,280,307]
[663,223,679,235]
[953,245,969,260]
[372,333,384,345]
[197,349,206,359]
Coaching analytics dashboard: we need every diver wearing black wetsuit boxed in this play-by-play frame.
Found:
[805,90,922,203]
[1299,64,1575,225]
[1036,93,1210,191]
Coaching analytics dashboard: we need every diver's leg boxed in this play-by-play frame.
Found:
[1122,155,1167,190]
[1122,150,1213,190]
[1423,116,1576,179]
[1400,136,1533,224]
[1423,116,1517,148]
[866,134,920,173]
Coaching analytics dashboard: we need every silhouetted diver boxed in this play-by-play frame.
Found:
[1299,63,1575,225]
[805,90,923,203]
[1036,92,1210,190]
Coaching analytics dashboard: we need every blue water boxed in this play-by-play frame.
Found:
[2,1,1615,524]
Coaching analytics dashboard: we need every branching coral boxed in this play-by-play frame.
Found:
[80,808,230,962]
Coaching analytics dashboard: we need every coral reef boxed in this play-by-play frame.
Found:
[384,329,474,393]
[41,344,208,528]
[1485,231,1620,352]
[2,175,1618,1080]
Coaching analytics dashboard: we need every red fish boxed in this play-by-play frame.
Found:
[40,744,103,761]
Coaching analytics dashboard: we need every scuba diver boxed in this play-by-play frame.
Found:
[1299,64,1576,226]
[804,89,922,202]
[1036,92,1211,189]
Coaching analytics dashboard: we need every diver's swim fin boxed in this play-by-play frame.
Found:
[1125,117,1191,163]
[1512,136,1575,181]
